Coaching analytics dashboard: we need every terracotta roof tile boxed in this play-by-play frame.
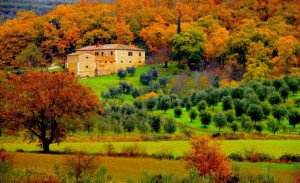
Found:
[76,44,144,51]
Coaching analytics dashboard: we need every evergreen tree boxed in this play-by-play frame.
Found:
[177,17,181,34]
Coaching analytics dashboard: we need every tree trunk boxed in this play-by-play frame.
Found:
[42,140,50,153]
[164,61,168,68]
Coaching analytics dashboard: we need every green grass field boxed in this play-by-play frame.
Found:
[2,140,300,158]
[8,152,300,183]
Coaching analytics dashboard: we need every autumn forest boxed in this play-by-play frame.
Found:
[0,0,300,183]
[0,0,299,81]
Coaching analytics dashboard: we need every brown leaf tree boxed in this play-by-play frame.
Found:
[0,71,99,152]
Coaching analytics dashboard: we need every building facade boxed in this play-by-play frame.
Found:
[66,44,145,78]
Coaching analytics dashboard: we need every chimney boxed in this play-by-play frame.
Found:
[96,41,100,47]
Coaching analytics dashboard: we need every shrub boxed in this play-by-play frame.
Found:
[197,100,207,112]
[268,92,282,105]
[222,96,233,111]
[101,91,111,101]
[145,97,157,111]
[159,95,171,113]
[261,102,271,118]
[272,78,284,90]
[119,82,133,94]
[163,118,177,134]
[241,115,253,132]
[294,98,300,107]
[186,101,192,111]
[148,67,158,80]
[256,85,268,101]
[149,115,161,133]
[159,77,168,92]
[93,166,113,183]
[272,105,287,123]
[117,69,127,79]
[121,143,146,157]
[199,110,211,127]
[279,85,289,102]
[129,88,138,98]
[174,106,182,118]
[206,89,219,108]
[234,99,245,118]
[126,66,136,76]
[64,153,97,180]
[228,152,243,161]
[133,100,143,109]
[137,121,150,135]
[226,110,235,124]
[189,109,197,123]
[231,87,244,99]
[288,79,299,95]
[121,103,135,115]
[98,118,109,137]
[288,108,300,128]
[230,122,238,134]
[254,123,264,134]
[213,112,227,131]
[152,148,174,160]
[267,117,280,135]
[140,72,153,85]
[185,137,232,182]
[246,104,264,124]
[244,149,272,162]
[279,154,300,162]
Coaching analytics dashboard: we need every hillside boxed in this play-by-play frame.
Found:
[0,0,113,24]
[0,0,299,82]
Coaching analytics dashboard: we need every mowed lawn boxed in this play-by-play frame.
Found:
[2,140,300,158]
[9,152,300,183]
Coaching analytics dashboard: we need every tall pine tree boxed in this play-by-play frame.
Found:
[177,17,181,34]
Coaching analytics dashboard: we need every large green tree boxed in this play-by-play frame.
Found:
[172,27,206,69]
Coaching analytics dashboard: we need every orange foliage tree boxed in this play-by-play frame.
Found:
[185,136,232,182]
[0,71,99,152]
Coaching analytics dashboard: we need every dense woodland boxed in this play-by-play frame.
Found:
[0,0,112,24]
[0,0,299,82]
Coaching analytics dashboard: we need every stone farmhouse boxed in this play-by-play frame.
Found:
[66,44,145,78]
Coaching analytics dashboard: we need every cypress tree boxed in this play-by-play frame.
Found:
[177,17,181,34]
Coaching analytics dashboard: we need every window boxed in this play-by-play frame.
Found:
[105,61,107,63]
[86,66,88,68]
[111,51,113,55]
[121,61,123,63]
[86,55,89,59]
[129,61,132,63]
[139,61,141,63]
[101,52,104,56]
[99,61,101,63]
[95,52,99,56]
[139,52,141,56]
[128,52,133,56]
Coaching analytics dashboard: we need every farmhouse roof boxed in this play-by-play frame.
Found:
[76,44,144,51]
[67,52,94,56]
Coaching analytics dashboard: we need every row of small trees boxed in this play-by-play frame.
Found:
[97,103,177,136]
[134,76,300,134]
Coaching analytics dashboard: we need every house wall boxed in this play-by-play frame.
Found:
[67,56,79,77]
[77,53,96,78]
[116,50,145,69]
[70,49,145,77]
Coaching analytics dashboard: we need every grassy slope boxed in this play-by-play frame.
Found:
[2,140,300,158]
[78,64,300,135]
[9,152,300,183]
